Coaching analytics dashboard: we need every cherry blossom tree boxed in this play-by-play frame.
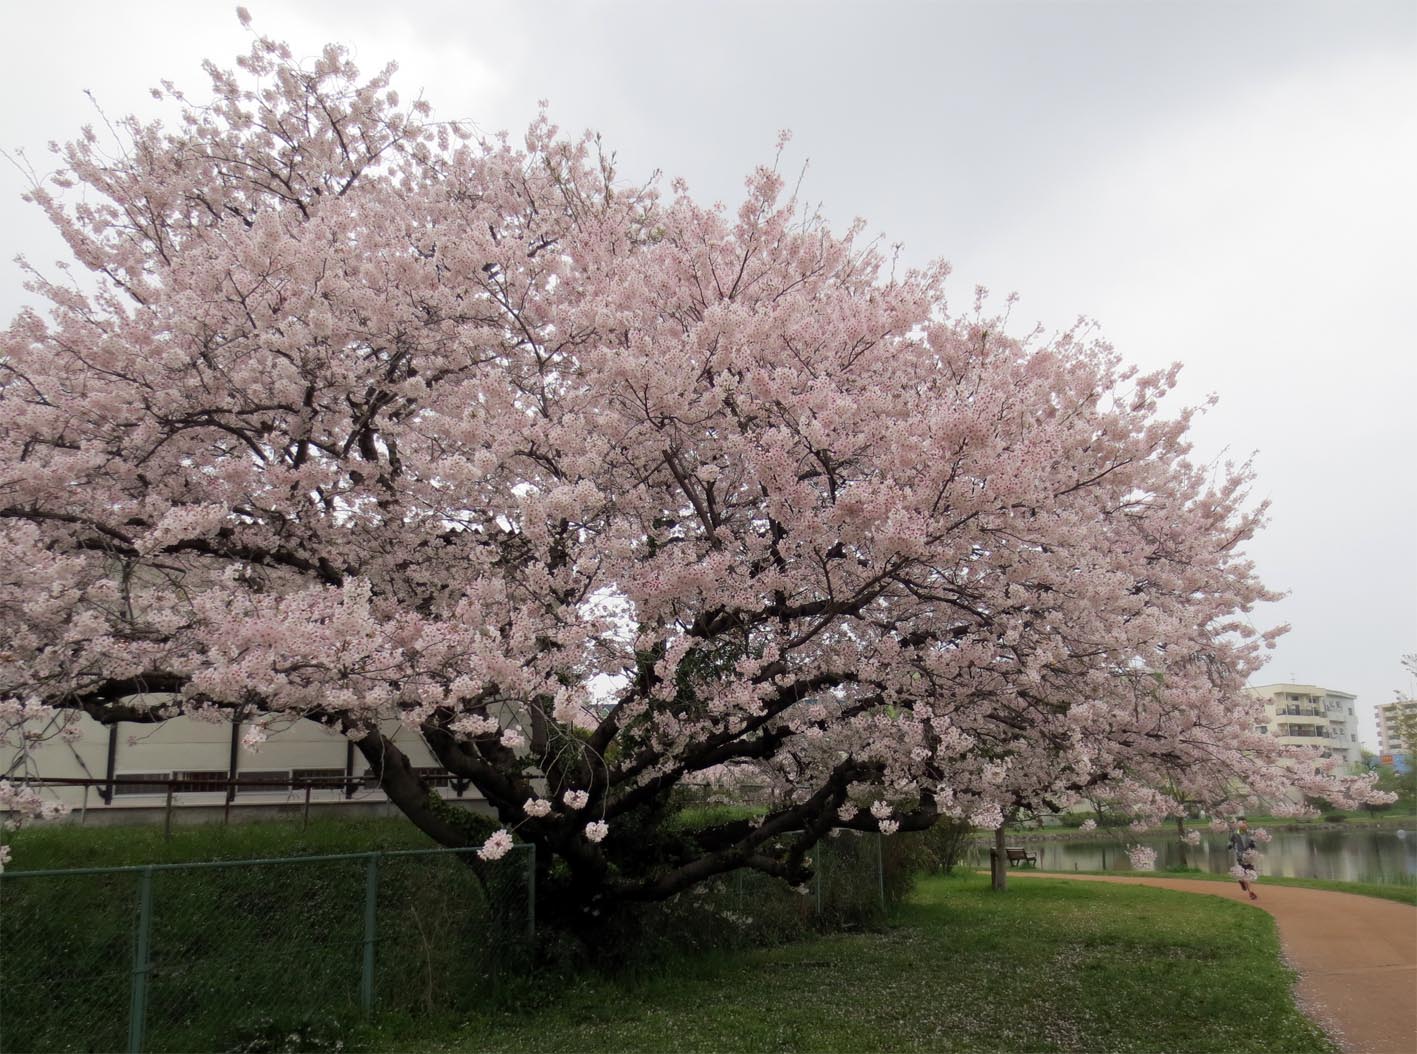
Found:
[0,24,1382,920]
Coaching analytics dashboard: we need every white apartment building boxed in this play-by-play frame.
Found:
[1376,698,1416,757]
[1246,683,1361,766]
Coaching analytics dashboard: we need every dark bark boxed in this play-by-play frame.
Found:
[351,729,480,849]
[991,824,1007,891]
[53,672,928,934]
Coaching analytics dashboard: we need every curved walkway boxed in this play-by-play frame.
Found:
[1011,874,1416,1054]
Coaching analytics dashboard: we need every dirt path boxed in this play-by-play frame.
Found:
[1011,874,1416,1054]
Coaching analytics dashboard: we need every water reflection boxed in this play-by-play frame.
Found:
[970,828,1416,884]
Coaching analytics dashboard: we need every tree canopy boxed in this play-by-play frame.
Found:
[0,28,1382,912]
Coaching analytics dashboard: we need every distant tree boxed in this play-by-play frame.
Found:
[1387,653,1417,753]
[0,24,1386,929]
[1368,767,1415,815]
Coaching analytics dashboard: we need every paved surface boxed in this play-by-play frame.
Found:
[1012,874,1417,1054]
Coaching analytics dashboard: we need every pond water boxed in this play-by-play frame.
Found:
[965,827,1417,885]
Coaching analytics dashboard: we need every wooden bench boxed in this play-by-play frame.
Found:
[1004,846,1038,868]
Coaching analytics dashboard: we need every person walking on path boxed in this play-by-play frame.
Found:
[1229,817,1260,900]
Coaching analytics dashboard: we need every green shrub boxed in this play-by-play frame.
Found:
[664,802,767,831]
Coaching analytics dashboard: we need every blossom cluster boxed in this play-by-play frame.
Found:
[0,20,1390,892]
[1126,845,1158,872]
[477,830,514,862]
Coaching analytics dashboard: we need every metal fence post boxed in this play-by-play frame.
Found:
[360,853,380,1012]
[524,846,536,942]
[127,867,154,1054]
[814,850,823,917]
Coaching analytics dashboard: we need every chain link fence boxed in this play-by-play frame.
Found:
[0,846,533,1053]
[1,833,895,1053]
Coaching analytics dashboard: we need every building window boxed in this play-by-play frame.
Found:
[112,773,170,796]
[171,770,230,793]
[235,770,290,795]
[1258,725,1268,734]
[292,767,344,788]
[413,766,453,789]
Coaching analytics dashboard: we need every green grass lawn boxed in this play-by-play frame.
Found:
[1019,811,1417,837]
[5,823,1384,1052]
[1175,812,1417,829]
[0,823,532,1054]
[1,815,439,870]
[1027,866,1417,906]
[360,873,1335,1054]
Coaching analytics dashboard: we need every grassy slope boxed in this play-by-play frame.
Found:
[365,874,1335,1054]
[1028,867,1417,906]
[4,824,1365,1053]
[1005,812,1417,839]
[1,816,438,870]
[1154,813,1417,831]
[0,820,529,1054]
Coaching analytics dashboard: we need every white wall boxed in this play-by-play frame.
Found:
[5,712,478,816]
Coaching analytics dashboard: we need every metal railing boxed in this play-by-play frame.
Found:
[1276,727,1330,739]
[5,774,478,837]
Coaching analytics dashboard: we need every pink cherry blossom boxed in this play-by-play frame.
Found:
[584,821,609,843]
[477,829,514,861]
[0,19,1387,901]
[1126,845,1158,871]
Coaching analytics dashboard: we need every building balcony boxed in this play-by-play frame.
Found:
[1276,727,1329,739]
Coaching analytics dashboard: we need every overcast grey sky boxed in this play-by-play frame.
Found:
[3,1,1414,746]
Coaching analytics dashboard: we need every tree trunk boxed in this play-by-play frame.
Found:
[991,824,1007,891]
